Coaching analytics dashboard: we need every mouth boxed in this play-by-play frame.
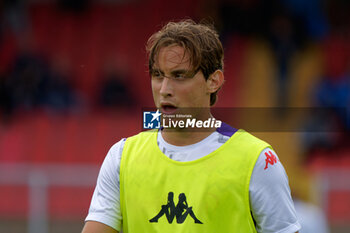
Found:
[160,103,178,114]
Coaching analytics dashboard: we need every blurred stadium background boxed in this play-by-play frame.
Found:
[0,0,349,232]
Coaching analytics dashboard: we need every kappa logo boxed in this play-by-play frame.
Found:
[149,192,203,224]
[264,150,279,170]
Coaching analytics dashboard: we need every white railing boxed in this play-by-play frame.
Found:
[0,163,99,233]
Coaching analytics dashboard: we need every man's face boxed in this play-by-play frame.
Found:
[151,45,211,115]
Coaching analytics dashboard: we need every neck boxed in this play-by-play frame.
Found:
[161,111,216,146]
[161,128,216,146]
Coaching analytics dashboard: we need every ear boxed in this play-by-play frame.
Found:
[206,70,224,94]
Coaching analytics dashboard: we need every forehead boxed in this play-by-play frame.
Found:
[154,45,191,70]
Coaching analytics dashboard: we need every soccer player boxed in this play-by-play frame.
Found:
[82,20,301,233]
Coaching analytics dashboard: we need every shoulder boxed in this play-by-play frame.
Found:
[216,122,269,148]
[250,148,301,232]
[108,138,126,159]
[251,148,289,191]
[226,129,272,160]
[124,130,157,141]
[109,130,155,155]
[123,130,158,151]
[235,130,270,146]
[99,138,126,177]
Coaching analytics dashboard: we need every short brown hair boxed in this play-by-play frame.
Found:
[146,19,224,106]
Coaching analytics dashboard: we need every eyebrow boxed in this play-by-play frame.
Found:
[151,68,191,76]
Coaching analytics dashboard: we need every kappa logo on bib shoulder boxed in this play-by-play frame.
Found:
[264,150,279,170]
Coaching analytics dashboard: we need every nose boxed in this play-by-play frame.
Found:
[159,77,173,97]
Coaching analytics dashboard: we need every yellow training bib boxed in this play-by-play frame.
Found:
[120,129,270,232]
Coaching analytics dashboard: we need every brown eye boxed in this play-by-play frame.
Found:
[152,71,162,79]
[172,73,186,80]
